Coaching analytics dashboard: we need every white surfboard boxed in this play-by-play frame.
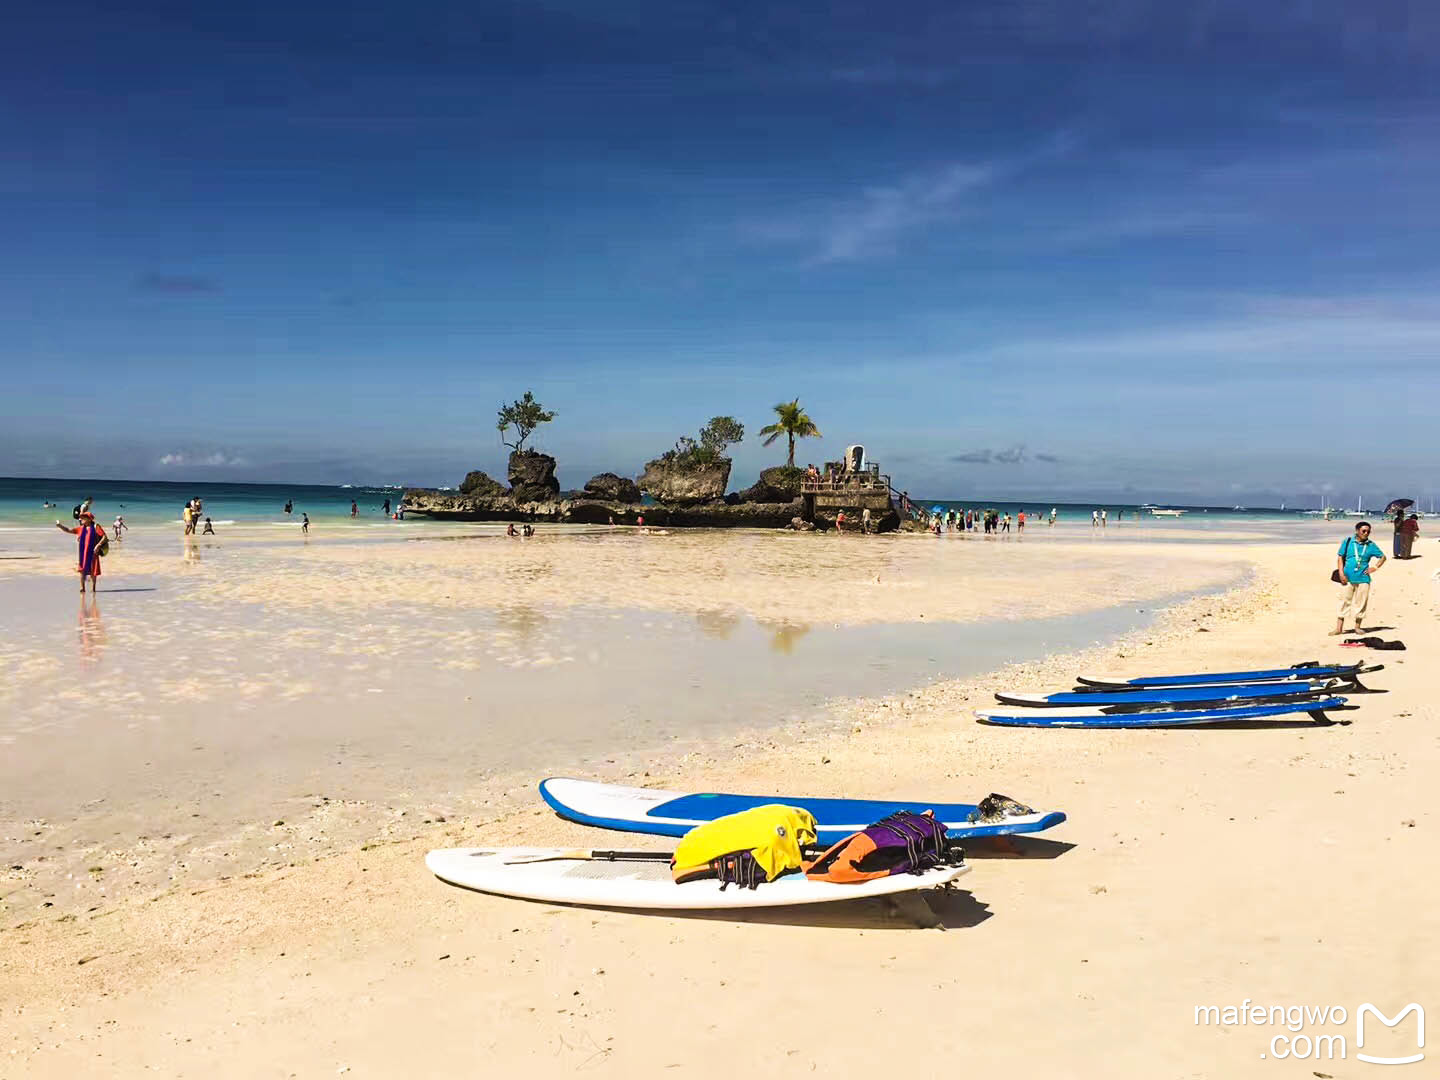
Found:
[425,847,970,910]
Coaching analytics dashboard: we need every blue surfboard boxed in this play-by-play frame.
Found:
[976,696,1348,728]
[1074,663,1380,689]
[996,680,1333,708]
[538,777,1067,845]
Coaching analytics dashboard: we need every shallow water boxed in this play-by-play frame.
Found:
[0,522,1248,921]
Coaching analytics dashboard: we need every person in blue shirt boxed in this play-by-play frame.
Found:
[1332,521,1386,635]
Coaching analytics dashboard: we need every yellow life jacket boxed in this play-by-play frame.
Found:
[670,805,818,885]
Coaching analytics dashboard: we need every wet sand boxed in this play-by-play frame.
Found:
[3,523,1436,1077]
[0,523,1245,923]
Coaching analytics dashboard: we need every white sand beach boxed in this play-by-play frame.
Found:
[2,524,1437,1077]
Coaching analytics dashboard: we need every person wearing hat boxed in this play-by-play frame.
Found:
[56,510,106,593]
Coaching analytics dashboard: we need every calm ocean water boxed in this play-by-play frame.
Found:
[0,477,410,531]
[0,475,1334,533]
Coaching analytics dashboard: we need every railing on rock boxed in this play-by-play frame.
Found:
[800,473,892,494]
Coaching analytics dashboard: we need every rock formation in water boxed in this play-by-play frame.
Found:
[507,450,560,504]
[459,470,507,498]
[582,472,642,503]
[636,457,731,505]
[402,451,895,531]
[738,464,804,503]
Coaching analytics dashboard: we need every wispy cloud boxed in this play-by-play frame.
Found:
[809,162,996,263]
[740,133,1080,265]
[158,450,248,467]
[136,273,220,294]
[991,296,1440,366]
[950,445,1031,465]
[1039,211,1253,251]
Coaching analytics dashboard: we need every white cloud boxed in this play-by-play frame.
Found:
[812,163,995,263]
[740,132,1079,265]
[157,451,248,468]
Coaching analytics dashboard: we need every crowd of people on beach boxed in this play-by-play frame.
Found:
[917,506,1060,536]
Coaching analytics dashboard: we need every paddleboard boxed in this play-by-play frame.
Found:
[425,847,970,910]
[538,777,1066,844]
[995,681,1332,708]
[1074,663,1380,689]
[975,696,1348,728]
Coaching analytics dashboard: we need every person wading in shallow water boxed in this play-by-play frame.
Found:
[56,510,105,593]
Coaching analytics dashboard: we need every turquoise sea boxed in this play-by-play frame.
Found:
[0,475,1351,534]
[0,477,412,532]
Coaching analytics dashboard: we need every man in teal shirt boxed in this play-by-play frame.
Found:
[1332,521,1386,635]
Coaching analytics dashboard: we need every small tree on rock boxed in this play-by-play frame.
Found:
[699,416,745,457]
[497,391,556,453]
[662,416,744,466]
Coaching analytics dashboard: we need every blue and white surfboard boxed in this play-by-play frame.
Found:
[538,778,1066,845]
[995,681,1334,708]
[1074,663,1380,689]
[976,696,1348,728]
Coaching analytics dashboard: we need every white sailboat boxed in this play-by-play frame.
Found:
[1345,496,1365,517]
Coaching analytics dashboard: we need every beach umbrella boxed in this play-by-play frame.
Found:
[1383,498,1414,516]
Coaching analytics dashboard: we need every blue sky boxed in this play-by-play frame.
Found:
[3,0,1437,502]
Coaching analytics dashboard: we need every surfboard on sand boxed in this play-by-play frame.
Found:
[975,696,1348,729]
[425,848,971,910]
[538,777,1066,845]
[1074,663,1380,689]
[995,681,1334,708]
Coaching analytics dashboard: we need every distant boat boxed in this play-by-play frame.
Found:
[1232,505,1247,511]
[1149,508,1187,517]
[1345,496,1365,517]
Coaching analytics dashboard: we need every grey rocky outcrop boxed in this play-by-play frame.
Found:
[583,472,641,503]
[459,470,507,498]
[400,451,898,531]
[739,465,804,503]
[508,450,559,503]
[616,500,801,528]
[637,458,731,505]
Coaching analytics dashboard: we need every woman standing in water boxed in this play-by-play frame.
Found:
[56,510,105,593]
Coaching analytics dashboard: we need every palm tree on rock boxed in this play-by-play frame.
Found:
[759,399,822,468]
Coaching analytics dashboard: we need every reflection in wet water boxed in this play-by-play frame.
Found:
[504,562,553,586]
[77,595,105,662]
[765,621,811,654]
[495,604,547,644]
[694,609,740,640]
